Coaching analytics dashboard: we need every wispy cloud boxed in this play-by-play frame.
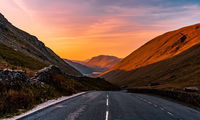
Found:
[1,0,200,60]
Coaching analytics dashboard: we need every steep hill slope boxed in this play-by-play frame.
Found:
[0,43,46,71]
[0,13,81,76]
[109,43,200,89]
[102,23,200,85]
[85,55,121,69]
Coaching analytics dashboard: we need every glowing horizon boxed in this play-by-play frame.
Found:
[1,0,200,60]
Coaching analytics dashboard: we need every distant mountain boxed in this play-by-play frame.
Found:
[64,59,106,76]
[64,55,121,76]
[0,13,81,76]
[85,55,121,69]
[72,59,90,65]
[102,23,200,88]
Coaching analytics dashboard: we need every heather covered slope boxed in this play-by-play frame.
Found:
[102,23,200,85]
[106,43,200,89]
[0,13,81,76]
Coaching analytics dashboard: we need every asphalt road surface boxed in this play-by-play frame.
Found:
[18,91,200,120]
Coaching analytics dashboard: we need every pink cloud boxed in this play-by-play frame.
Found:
[1,0,200,60]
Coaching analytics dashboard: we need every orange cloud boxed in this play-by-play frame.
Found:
[1,0,200,60]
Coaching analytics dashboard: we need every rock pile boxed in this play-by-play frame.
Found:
[32,65,62,83]
[0,69,28,82]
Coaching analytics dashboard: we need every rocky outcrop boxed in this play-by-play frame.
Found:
[0,65,69,83]
[0,65,68,87]
[0,69,28,82]
[32,65,62,83]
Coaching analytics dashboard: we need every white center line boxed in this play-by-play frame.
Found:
[105,111,109,120]
[105,94,109,120]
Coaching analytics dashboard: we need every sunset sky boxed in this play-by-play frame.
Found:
[0,0,200,60]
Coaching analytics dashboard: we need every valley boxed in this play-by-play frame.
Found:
[1,0,200,119]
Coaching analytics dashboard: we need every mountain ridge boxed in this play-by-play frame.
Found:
[0,13,81,76]
[65,55,121,76]
[109,42,200,89]
[102,23,200,87]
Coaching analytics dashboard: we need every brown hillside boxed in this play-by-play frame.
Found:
[102,23,200,86]
[106,43,200,89]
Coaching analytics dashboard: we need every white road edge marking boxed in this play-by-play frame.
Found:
[160,107,164,111]
[8,92,86,120]
[153,104,158,107]
[167,112,174,116]
[148,102,152,104]
[105,94,109,120]
[136,95,184,119]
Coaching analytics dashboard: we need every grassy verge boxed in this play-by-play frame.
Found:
[0,81,62,118]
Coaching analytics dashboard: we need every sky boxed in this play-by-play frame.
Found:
[0,0,200,60]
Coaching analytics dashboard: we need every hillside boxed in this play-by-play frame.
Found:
[0,43,46,71]
[109,43,200,89]
[0,13,81,76]
[85,55,121,69]
[102,23,200,86]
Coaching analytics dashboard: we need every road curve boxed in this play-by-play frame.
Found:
[18,91,200,120]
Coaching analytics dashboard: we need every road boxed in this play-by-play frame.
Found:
[18,91,200,120]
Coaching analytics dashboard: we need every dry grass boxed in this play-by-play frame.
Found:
[103,24,200,91]
[103,23,200,86]
[0,43,47,71]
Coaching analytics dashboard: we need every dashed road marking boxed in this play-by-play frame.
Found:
[105,111,109,120]
[106,98,109,106]
[167,112,174,116]
[105,94,109,120]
